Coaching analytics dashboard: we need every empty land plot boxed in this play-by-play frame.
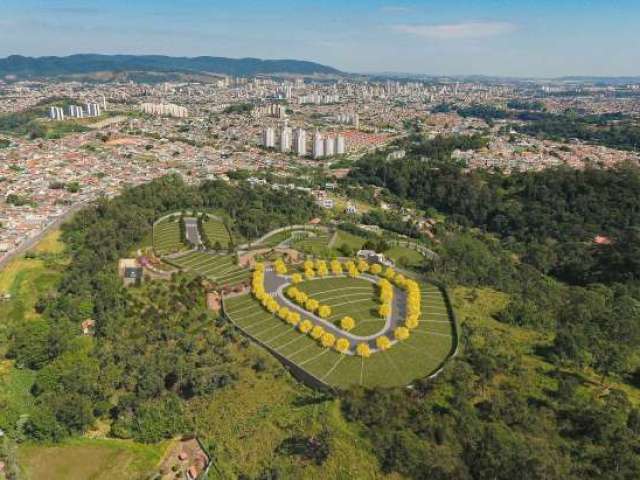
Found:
[292,234,330,254]
[224,281,455,389]
[259,229,310,248]
[385,245,425,267]
[171,252,250,285]
[202,218,232,248]
[295,277,384,337]
[333,230,367,251]
[153,219,185,255]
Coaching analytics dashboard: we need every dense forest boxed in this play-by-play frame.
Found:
[432,102,640,151]
[342,140,640,479]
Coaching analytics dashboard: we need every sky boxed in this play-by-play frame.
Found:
[0,0,639,77]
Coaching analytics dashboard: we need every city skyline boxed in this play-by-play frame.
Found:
[1,0,639,77]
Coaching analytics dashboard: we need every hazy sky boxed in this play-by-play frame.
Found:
[1,0,638,77]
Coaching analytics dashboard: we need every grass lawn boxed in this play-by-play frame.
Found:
[170,252,250,285]
[224,279,455,389]
[17,438,169,480]
[202,218,232,248]
[291,233,331,255]
[153,218,185,256]
[385,245,425,268]
[332,230,367,252]
[296,277,384,336]
[258,229,313,248]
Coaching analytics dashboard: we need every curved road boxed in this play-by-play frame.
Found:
[263,269,408,355]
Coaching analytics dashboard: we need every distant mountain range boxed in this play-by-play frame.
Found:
[0,54,342,79]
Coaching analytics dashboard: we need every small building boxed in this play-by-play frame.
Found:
[357,249,394,267]
[81,319,95,335]
[345,203,357,214]
[118,258,144,286]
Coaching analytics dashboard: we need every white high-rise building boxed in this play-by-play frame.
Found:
[280,123,292,153]
[49,106,64,121]
[336,135,346,155]
[313,131,324,159]
[86,102,102,117]
[68,105,84,118]
[263,127,276,148]
[324,136,335,157]
[140,103,188,118]
[294,128,307,156]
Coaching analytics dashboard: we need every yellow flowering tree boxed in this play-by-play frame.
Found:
[370,263,382,275]
[303,259,315,271]
[274,259,287,275]
[318,305,332,319]
[321,332,336,348]
[335,338,350,353]
[286,287,299,299]
[340,316,356,332]
[299,319,313,333]
[357,259,369,272]
[294,291,308,305]
[277,306,290,320]
[383,267,396,281]
[317,261,329,277]
[305,298,320,313]
[394,326,410,341]
[356,343,372,358]
[378,303,391,318]
[287,311,301,326]
[304,268,316,280]
[376,335,391,351]
[330,259,343,275]
[291,273,303,284]
[310,325,325,339]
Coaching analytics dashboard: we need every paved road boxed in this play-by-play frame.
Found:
[264,270,407,355]
[183,217,202,247]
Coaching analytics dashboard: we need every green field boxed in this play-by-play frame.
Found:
[17,438,169,480]
[291,233,331,255]
[258,229,313,248]
[224,280,455,389]
[170,251,250,285]
[295,277,383,336]
[202,217,232,248]
[153,218,185,256]
[332,230,367,252]
[385,245,425,268]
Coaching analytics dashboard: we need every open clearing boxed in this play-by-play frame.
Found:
[170,251,250,285]
[224,280,455,389]
[17,438,169,480]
